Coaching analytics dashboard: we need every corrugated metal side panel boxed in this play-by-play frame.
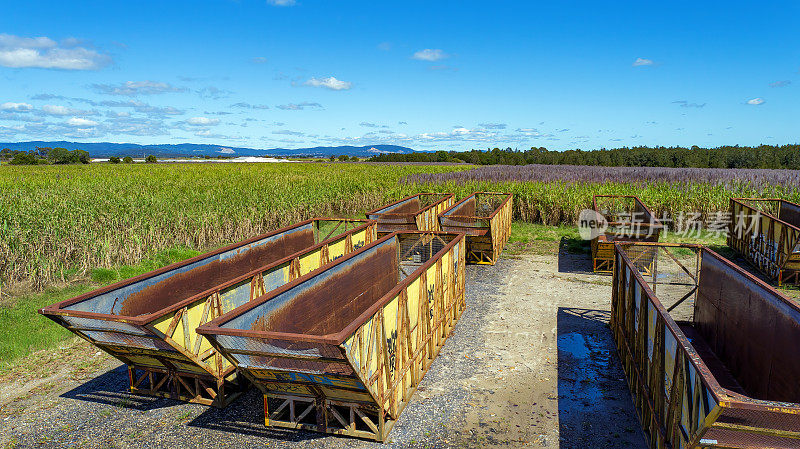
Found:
[342,235,466,418]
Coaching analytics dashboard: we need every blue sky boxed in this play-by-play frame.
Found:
[0,1,797,152]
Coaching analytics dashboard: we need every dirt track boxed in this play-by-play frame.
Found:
[1,250,645,448]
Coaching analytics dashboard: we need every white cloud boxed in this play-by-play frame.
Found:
[672,100,706,108]
[418,127,499,142]
[479,123,507,130]
[632,58,654,67]
[230,102,269,109]
[0,34,111,70]
[412,49,448,61]
[252,56,267,63]
[746,97,765,105]
[304,76,352,91]
[42,104,75,116]
[30,93,95,104]
[92,80,187,96]
[0,112,44,123]
[196,86,233,100]
[193,130,238,140]
[267,0,296,5]
[67,117,98,127]
[98,100,184,116]
[105,116,169,136]
[0,102,33,112]
[769,80,790,88]
[187,117,220,126]
[276,102,322,110]
[272,129,305,136]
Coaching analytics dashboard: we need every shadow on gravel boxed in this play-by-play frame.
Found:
[556,307,646,449]
[557,237,594,275]
[61,365,179,411]
[188,389,326,442]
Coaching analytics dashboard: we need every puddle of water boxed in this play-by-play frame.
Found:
[557,332,614,409]
[558,333,591,359]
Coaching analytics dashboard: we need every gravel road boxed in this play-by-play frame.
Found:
[2,251,646,448]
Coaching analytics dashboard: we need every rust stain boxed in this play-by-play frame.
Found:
[390,197,421,215]
[694,252,800,403]
[449,197,476,217]
[779,201,800,229]
[120,228,315,316]
[374,198,421,228]
[251,240,399,336]
[677,324,747,396]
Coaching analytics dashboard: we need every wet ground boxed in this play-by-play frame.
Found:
[1,250,646,448]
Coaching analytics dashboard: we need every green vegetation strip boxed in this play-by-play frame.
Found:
[0,248,199,371]
[0,163,466,290]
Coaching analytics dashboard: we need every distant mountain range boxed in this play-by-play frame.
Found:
[0,141,417,158]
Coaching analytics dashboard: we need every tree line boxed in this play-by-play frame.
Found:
[1,147,90,165]
[1,147,161,165]
[328,155,360,162]
[368,144,800,169]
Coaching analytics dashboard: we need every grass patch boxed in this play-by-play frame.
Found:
[506,222,589,256]
[0,246,199,371]
[660,229,732,258]
[90,247,200,284]
[506,223,731,258]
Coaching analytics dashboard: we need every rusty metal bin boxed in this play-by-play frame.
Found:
[197,231,466,441]
[611,242,800,449]
[591,195,663,273]
[438,192,512,265]
[39,218,376,407]
[366,193,454,236]
[728,198,800,285]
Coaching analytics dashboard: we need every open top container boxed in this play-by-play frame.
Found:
[591,195,663,273]
[611,242,800,449]
[438,192,512,264]
[366,193,454,236]
[39,218,376,407]
[728,198,800,285]
[197,231,466,441]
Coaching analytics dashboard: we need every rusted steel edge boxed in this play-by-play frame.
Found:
[438,192,513,220]
[614,242,729,405]
[592,194,665,230]
[39,218,377,325]
[615,241,800,411]
[729,197,800,233]
[365,193,454,219]
[197,230,465,346]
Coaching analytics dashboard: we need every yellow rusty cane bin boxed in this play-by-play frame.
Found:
[438,192,512,265]
[612,242,800,449]
[590,195,663,274]
[728,198,800,286]
[39,218,376,407]
[366,193,454,237]
[197,231,466,441]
